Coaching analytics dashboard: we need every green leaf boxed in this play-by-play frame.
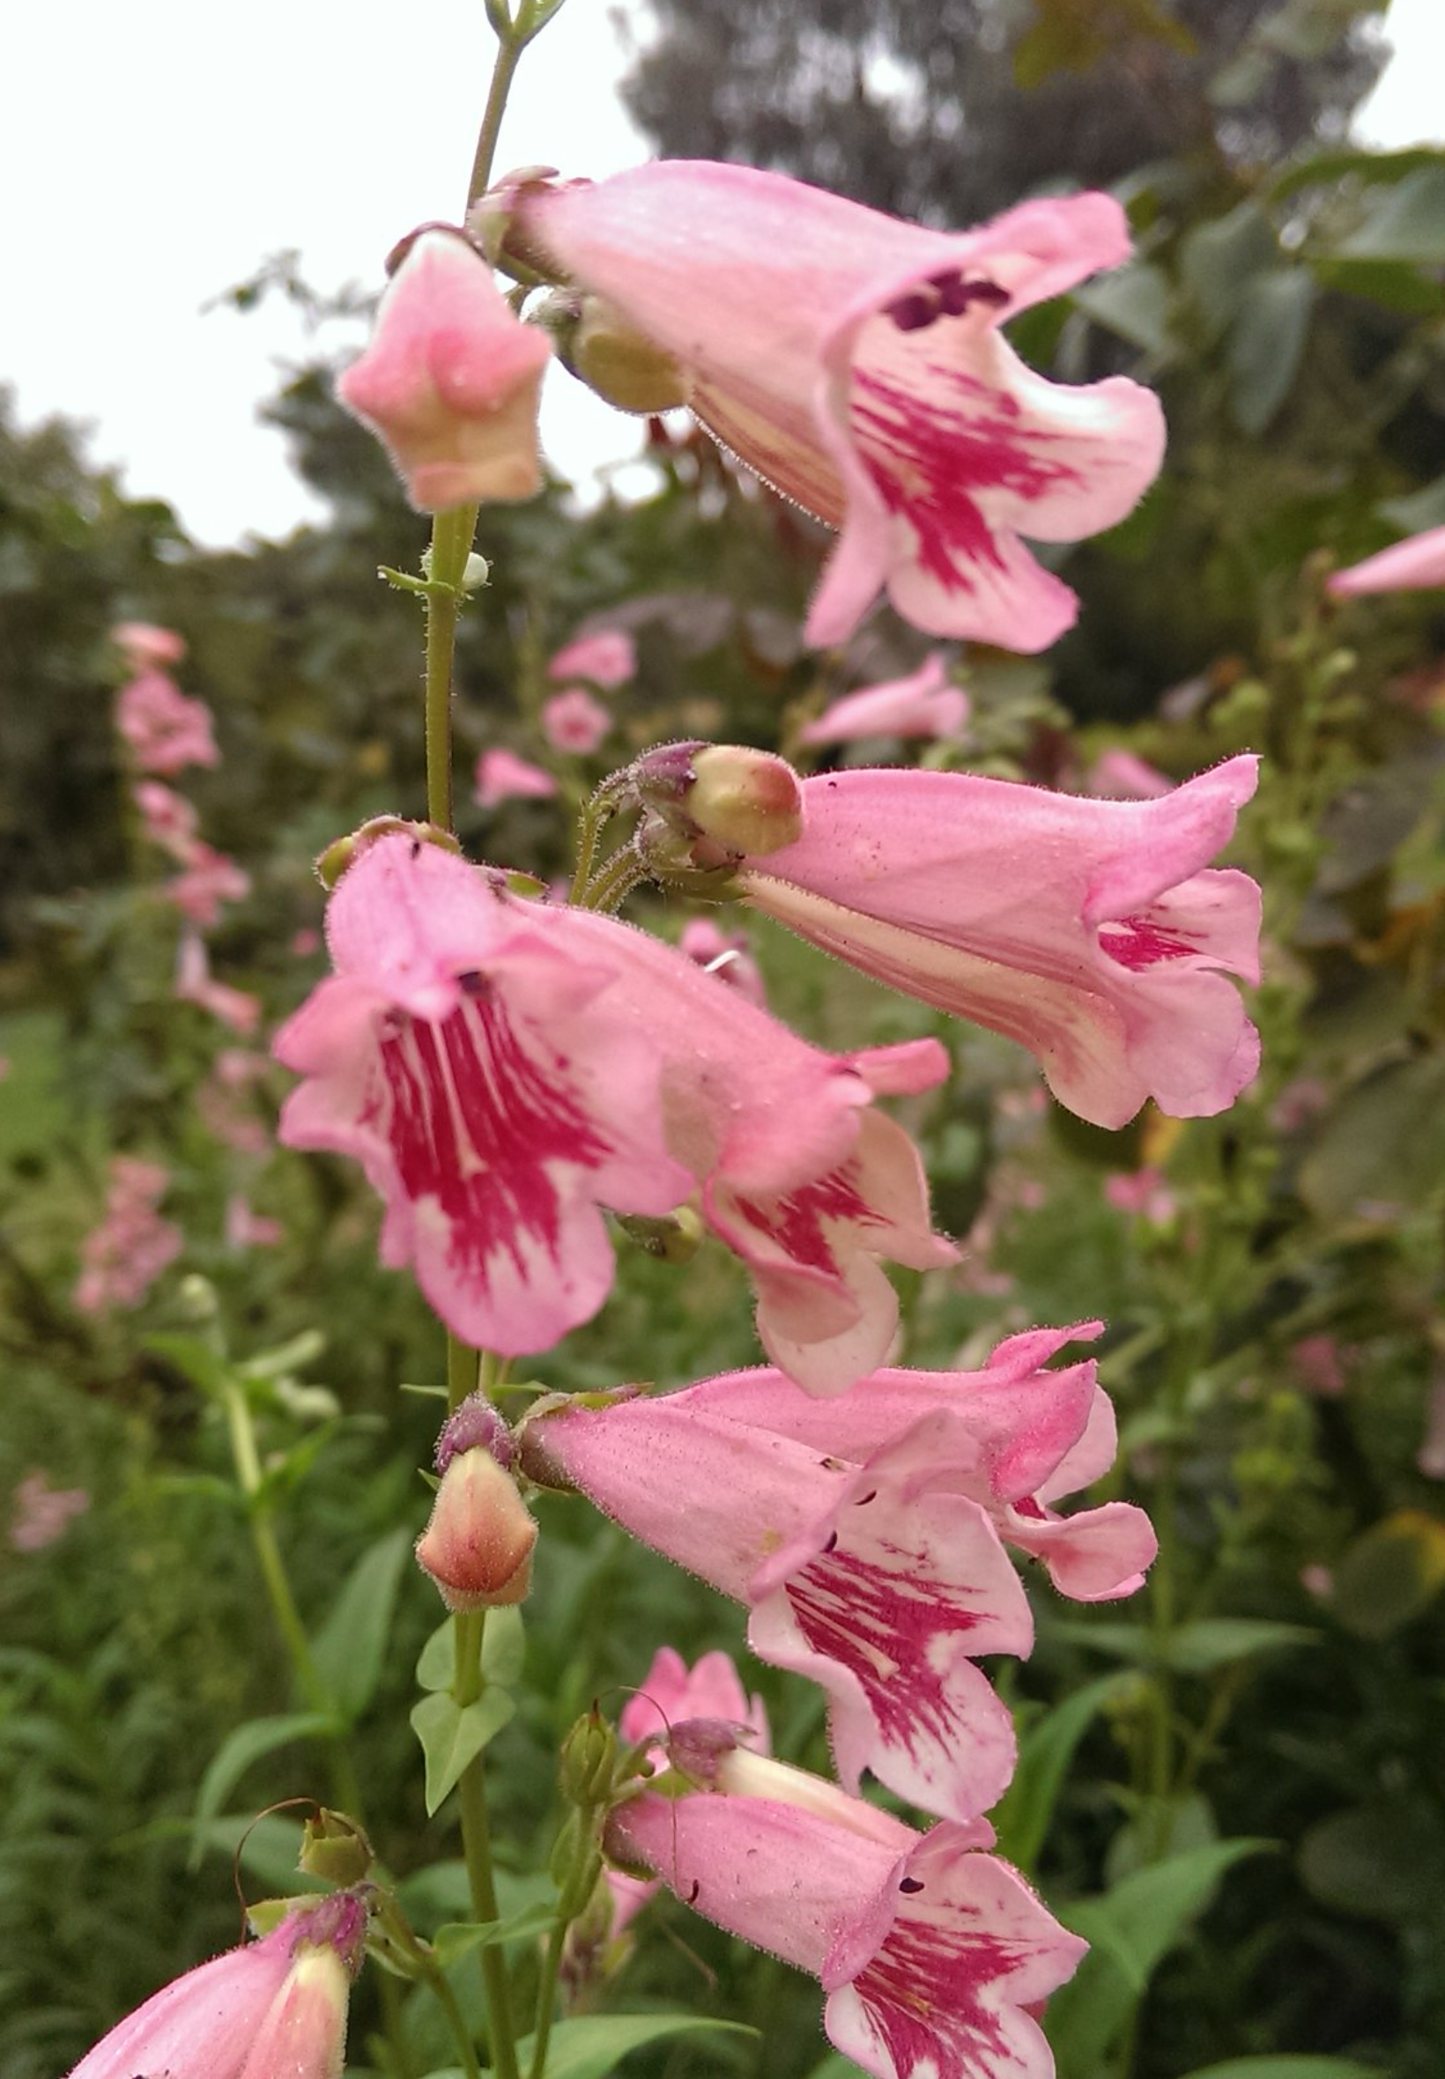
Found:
[1178,2058,1385,2078]
[416,1618,455,1693]
[312,1527,412,1722]
[1269,142,1445,200]
[1050,1840,1268,2076]
[189,1712,336,1867]
[1336,167,1445,263]
[1379,472,1445,533]
[1299,1797,1445,1924]
[1308,256,1445,316]
[411,1690,516,1815]
[482,1604,526,1687]
[1048,1617,1316,1670]
[526,2013,756,2079]
[1329,1510,1445,1640]
[1180,204,1277,343]
[1228,271,1314,435]
[184,1812,315,1892]
[992,1674,1131,1872]
[1074,262,1173,357]
[145,1332,234,1401]
[430,1900,558,1967]
[1298,1057,1445,1225]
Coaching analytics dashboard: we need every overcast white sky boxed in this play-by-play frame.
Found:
[3,0,1441,547]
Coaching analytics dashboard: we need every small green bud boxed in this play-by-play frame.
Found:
[299,1809,374,1887]
[561,1708,621,1806]
[614,1206,704,1265]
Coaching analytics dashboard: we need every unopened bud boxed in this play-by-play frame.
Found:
[299,1810,374,1887]
[561,1709,621,1806]
[415,1448,536,1612]
[316,817,461,890]
[687,745,804,856]
[567,297,691,414]
[614,1206,704,1265]
[435,1391,515,1472]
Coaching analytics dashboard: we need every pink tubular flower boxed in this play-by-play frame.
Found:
[337,228,552,511]
[475,746,559,807]
[10,1470,90,1553]
[134,779,200,859]
[524,1325,1150,1820]
[113,621,187,671]
[503,164,1165,651]
[548,628,636,687]
[607,1740,1085,2079]
[115,671,219,774]
[737,755,1262,1129]
[273,835,954,1387]
[1087,748,1174,800]
[74,1156,183,1314]
[176,931,262,1037]
[542,686,611,754]
[801,654,969,748]
[165,842,251,928]
[1328,523,1445,597]
[67,1891,364,2079]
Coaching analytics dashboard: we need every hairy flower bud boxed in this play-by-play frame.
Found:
[415,1444,536,1612]
[627,741,805,867]
[566,295,691,413]
[315,818,461,891]
[561,1709,622,1806]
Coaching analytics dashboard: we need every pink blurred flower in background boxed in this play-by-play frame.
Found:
[1290,1334,1347,1399]
[338,228,551,511]
[541,687,611,754]
[10,1470,90,1553]
[116,673,219,775]
[606,1735,1085,2079]
[1329,524,1445,597]
[175,932,262,1037]
[113,622,187,672]
[678,916,767,1006]
[165,843,251,928]
[475,746,559,806]
[504,163,1165,651]
[1088,748,1174,800]
[800,654,969,747]
[73,1156,183,1314]
[133,779,200,859]
[739,756,1261,1129]
[196,1049,273,1155]
[1105,1167,1176,1223]
[548,628,636,688]
[225,1196,285,1250]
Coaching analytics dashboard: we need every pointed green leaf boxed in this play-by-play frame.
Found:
[312,1527,412,1721]
[145,1332,234,1401]
[992,1674,1131,1872]
[430,1901,558,1967]
[416,1618,455,1693]
[482,1604,526,1687]
[1228,270,1314,435]
[411,1690,516,1815]
[1337,167,1445,262]
[189,1713,336,1868]
[1178,2062,1384,2079]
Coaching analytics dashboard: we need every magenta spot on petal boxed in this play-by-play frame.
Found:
[785,1539,994,1774]
[371,992,611,1294]
[733,1167,872,1276]
[850,365,1079,596]
[1097,913,1199,971]
[854,1912,1025,2079]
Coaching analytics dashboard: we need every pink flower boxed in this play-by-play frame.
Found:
[1087,748,1174,800]
[165,842,251,927]
[175,931,262,1037]
[225,1196,285,1249]
[1104,1167,1176,1223]
[113,621,187,671]
[1290,1334,1347,1399]
[542,687,611,754]
[524,1324,1151,1820]
[337,228,551,511]
[415,1397,537,1611]
[74,1156,183,1314]
[678,917,767,1007]
[606,1740,1085,2079]
[197,1050,273,1154]
[504,165,1165,651]
[1329,524,1445,597]
[475,746,559,806]
[605,1647,771,1938]
[292,927,323,958]
[274,835,954,1387]
[737,756,1262,1129]
[115,672,219,775]
[548,628,636,688]
[134,779,200,859]
[10,1470,90,1553]
[67,1892,363,2079]
[800,654,969,747]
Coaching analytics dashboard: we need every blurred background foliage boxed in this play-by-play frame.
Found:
[2,1,1444,2076]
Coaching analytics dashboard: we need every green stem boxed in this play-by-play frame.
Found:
[529,1820,597,2079]
[466,33,527,209]
[452,1607,522,2079]
[579,846,646,914]
[424,505,481,832]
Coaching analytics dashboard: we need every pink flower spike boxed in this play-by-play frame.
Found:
[475,746,559,807]
[801,654,969,747]
[134,779,200,859]
[549,628,637,687]
[115,671,219,774]
[508,165,1165,651]
[67,1893,364,2079]
[338,229,552,511]
[740,756,1262,1128]
[525,1396,1028,1820]
[1328,523,1445,597]
[542,686,611,754]
[165,842,251,928]
[73,1154,183,1314]
[607,1752,1085,2079]
[175,931,262,1037]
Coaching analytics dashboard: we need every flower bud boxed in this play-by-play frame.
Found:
[299,1809,374,1888]
[561,1708,621,1806]
[687,745,804,856]
[315,817,460,890]
[415,1446,536,1612]
[565,295,691,413]
[435,1391,515,1472]
[614,1206,704,1265]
